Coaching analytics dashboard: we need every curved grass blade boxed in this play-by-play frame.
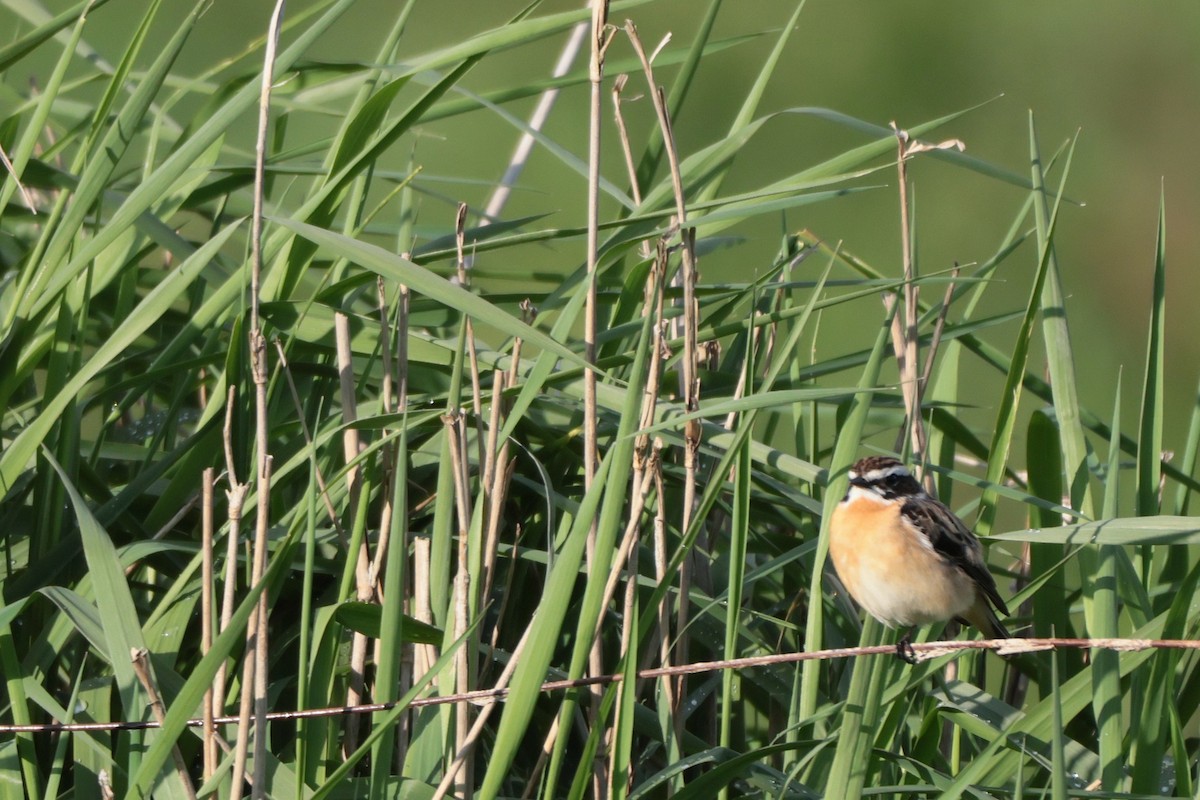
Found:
[993,516,1200,546]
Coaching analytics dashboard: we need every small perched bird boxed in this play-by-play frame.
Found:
[829,456,1009,662]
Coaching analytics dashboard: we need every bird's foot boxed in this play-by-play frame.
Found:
[895,632,918,665]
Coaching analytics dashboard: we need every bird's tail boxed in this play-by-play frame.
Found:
[963,598,1010,640]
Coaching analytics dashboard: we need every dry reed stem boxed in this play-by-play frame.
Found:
[624,20,701,737]
[520,713,562,800]
[649,439,685,769]
[0,142,37,213]
[11,637,1190,736]
[892,127,926,466]
[480,373,513,643]
[611,74,641,205]
[215,386,244,723]
[443,411,475,798]
[131,648,196,799]
[611,74,655,266]
[456,203,487,474]
[601,248,665,783]
[431,625,535,800]
[235,2,286,795]
[229,459,274,800]
[510,300,535,389]
[251,461,273,795]
[369,278,397,593]
[585,2,612,792]
[921,265,960,391]
[886,124,965,483]
[393,279,414,764]
[412,535,434,678]
[486,505,522,668]
[335,311,373,756]
[200,468,217,781]
[640,253,671,721]
[368,281,396,710]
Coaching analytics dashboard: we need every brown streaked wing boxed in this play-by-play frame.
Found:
[900,499,1009,615]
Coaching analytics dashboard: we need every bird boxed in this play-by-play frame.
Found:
[828,455,1010,663]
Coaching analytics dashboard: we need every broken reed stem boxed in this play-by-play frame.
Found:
[201,468,217,782]
[611,73,651,247]
[611,73,639,204]
[890,126,928,472]
[131,649,197,800]
[455,203,487,474]
[887,124,966,483]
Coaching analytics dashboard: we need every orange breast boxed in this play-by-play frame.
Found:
[829,495,976,627]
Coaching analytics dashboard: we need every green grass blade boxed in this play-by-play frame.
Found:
[977,118,1076,534]
[271,217,589,371]
[44,450,193,799]
[20,0,355,324]
[1136,191,1167,517]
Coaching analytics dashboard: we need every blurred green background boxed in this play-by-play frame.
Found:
[8,0,1198,457]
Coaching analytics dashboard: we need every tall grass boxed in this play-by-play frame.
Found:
[1,1,1198,798]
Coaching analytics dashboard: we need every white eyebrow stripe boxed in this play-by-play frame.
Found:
[861,465,910,482]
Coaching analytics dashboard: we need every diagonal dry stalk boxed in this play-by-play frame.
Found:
[215,386,246,752]
[200,468,217,782]
[624,17,702,741]
[131,648,197,799]
[430,625,535,800]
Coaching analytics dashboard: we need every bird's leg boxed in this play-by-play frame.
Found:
[895,628,917,665]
